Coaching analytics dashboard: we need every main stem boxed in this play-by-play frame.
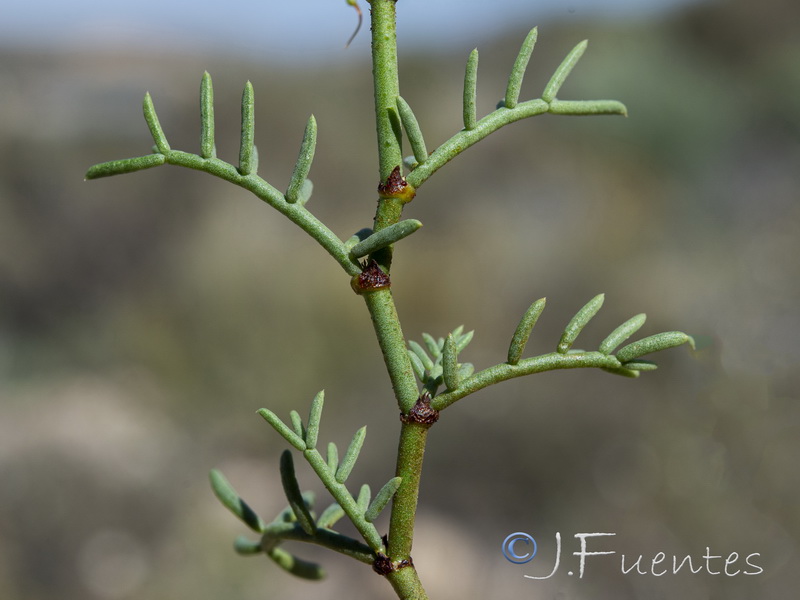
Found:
[365,2,430,599]
[370,0,403,181]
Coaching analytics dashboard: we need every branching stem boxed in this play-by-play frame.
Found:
[370,0,403,182]
[367,3,430,599]
[86,5,658,599]
[263,522,375,564]
[406,98,626,189]
[431,351,622,411]
[165,152,361,276]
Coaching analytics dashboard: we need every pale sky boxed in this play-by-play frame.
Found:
[1,0,707,61]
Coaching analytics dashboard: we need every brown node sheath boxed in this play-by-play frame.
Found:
[372,553,413,576]
[377,166,416,204]
[351,259,391,294]
[372,553,394,576]
[400,392,439,426]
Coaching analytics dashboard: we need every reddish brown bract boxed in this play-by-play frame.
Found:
[377,166,416,204]
[400,392,439,426]
[372,552,413,576]
[351,259,391,294]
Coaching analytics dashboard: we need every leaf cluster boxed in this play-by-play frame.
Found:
[410,294,694,412]
[399,28,627,188]
[210,391,402,578]
[407,326,475,396]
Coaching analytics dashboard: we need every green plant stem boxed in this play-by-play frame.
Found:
[370,0,403,182]
[363,291,419,414]
[406,98,626,189]
[370,0,405,271]
[367,3,430,599]
[386,565,429,600]
[302,446,385,551]
[388,422,429,556]
[141,152,361,277]
[370,0,403,271]
[431,351,622,411]
[262,522,375,564]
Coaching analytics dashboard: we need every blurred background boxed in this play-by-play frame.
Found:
[0,0,798,599]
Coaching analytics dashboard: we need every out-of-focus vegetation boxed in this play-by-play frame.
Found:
[0,1,798,599]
